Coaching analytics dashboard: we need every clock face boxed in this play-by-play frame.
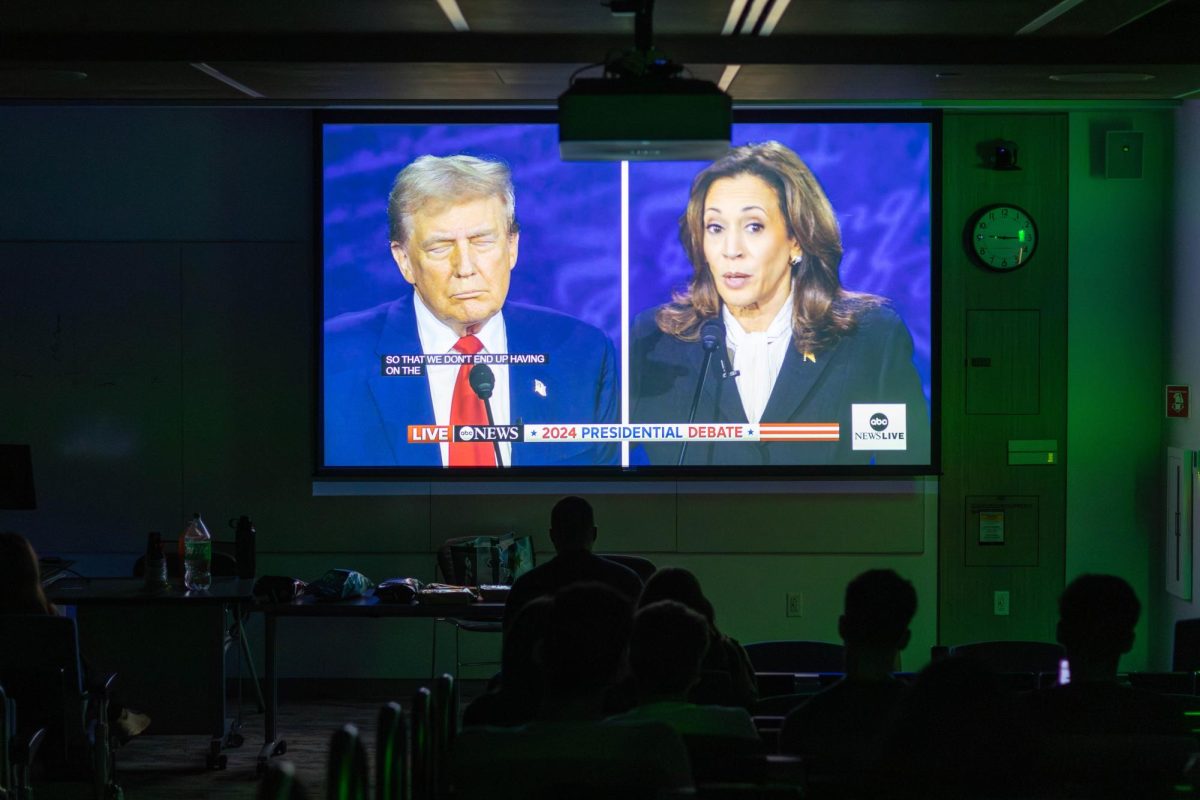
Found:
[968,204,1037,271]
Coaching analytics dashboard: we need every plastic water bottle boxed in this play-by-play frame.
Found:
[183,512,212,591]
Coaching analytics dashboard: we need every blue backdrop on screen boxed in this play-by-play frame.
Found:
[627,122,932,402]
[323,124,623,349]
[322,120,931,404]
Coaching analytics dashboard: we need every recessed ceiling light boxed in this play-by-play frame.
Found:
[1048,72,1155,83]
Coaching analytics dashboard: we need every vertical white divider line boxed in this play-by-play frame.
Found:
[621,160,631,468]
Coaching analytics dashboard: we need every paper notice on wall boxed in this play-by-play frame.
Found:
[979,511,1005,545]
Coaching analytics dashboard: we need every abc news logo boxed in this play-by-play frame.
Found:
[455,425,522,443]
[851,404,907,451]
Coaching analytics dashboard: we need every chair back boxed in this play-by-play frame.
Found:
[375,701,406,800]
[1,681,13,795]
[327,723,369,800]
[744,640,845,673]
[0,615,87,762]
[258,760,308,800]
[682,734,766,783]
[410,687,433,800]
[431,675,457,796]
[947,640,1064,673]
[598,554,657,582]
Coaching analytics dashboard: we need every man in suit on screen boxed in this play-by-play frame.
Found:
[324,154,618,468]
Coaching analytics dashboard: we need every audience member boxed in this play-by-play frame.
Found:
[778,569,915,767]
[609,600,758,740]
[453,582,692,799]
[0,531,151,739]
[0,530,57,613]
[875,656,1034,799]
[503,496,643,631]
[637,566,757,709]
[462,596,552,728]
[1025,573,1188,736]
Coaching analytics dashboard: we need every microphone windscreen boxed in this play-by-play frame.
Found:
[468,363,496,400]
[700,319,724,352]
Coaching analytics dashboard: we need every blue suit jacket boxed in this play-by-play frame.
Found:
[629,305,930,466]
[324,296,618,467]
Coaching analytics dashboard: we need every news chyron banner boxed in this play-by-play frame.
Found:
[408,422,840,446]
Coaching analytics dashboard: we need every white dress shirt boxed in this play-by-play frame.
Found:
[413,294,511,467]
[722,288,795,425]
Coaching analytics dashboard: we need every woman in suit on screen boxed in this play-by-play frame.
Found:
[629,141,929,466]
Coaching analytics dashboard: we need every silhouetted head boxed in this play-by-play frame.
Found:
[1057,574,1140,659]
[543,582,633,698]
[549,496,597,554]
[0,530,53,615]
[630,600,711,698]
[839,569,917,650]
[500,595,554,693]
[639,567,716,626]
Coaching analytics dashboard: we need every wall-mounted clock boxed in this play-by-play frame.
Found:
[966,204,1038,271]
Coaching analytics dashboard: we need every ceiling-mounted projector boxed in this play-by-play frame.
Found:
[558,77,732,162]
[558,0,731,161]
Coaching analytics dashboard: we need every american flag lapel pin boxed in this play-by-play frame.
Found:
[534,379,547,397]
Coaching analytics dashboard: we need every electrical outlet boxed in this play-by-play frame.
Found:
[993,590,1011,616]
[786,592,803,617]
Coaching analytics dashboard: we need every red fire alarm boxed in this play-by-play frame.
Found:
[1167,385,1190,418]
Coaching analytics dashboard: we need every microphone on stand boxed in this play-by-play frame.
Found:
[468,363,504,467]
[678,319,727,467]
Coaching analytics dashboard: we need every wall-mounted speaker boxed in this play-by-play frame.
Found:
[1105,130,1144,179]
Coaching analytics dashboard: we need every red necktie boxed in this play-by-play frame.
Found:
[448,334,496,467]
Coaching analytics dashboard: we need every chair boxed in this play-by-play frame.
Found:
[327,723,369,800]
[2,681,47,800]
[945,640,1065,673]
[431,538,505,678]
[410,688,433,800]
[598,554,657,582]
[375,701,406,800]
[682,734,766,783]
[258,760,309,800]
[430,675,457,798]
[0,615,122,800]
[744,641,845,674]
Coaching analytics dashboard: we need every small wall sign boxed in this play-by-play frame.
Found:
[1167,385,1190,418]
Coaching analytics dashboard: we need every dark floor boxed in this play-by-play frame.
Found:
[31,685,485,800]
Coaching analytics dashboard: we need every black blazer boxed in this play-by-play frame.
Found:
[629,305,930,466]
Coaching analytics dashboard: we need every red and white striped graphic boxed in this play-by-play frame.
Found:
[757,423,840,441]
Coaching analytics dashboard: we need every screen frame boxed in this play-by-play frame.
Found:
[313,107,942,481]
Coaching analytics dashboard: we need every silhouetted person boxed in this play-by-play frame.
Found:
[876,656,1034,800]
[778,569,916,766]
[0,531,151,740]
[609,600,757,739]
[462,595,553,728]
[637,567,757,709]
[1026,574,1188,736]
[453,583,692,798]
[503,496,642,631]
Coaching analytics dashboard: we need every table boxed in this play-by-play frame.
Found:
[47,576,257,769]
[256,592,505,774]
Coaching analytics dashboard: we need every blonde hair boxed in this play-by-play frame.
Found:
[387,154,518,244]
